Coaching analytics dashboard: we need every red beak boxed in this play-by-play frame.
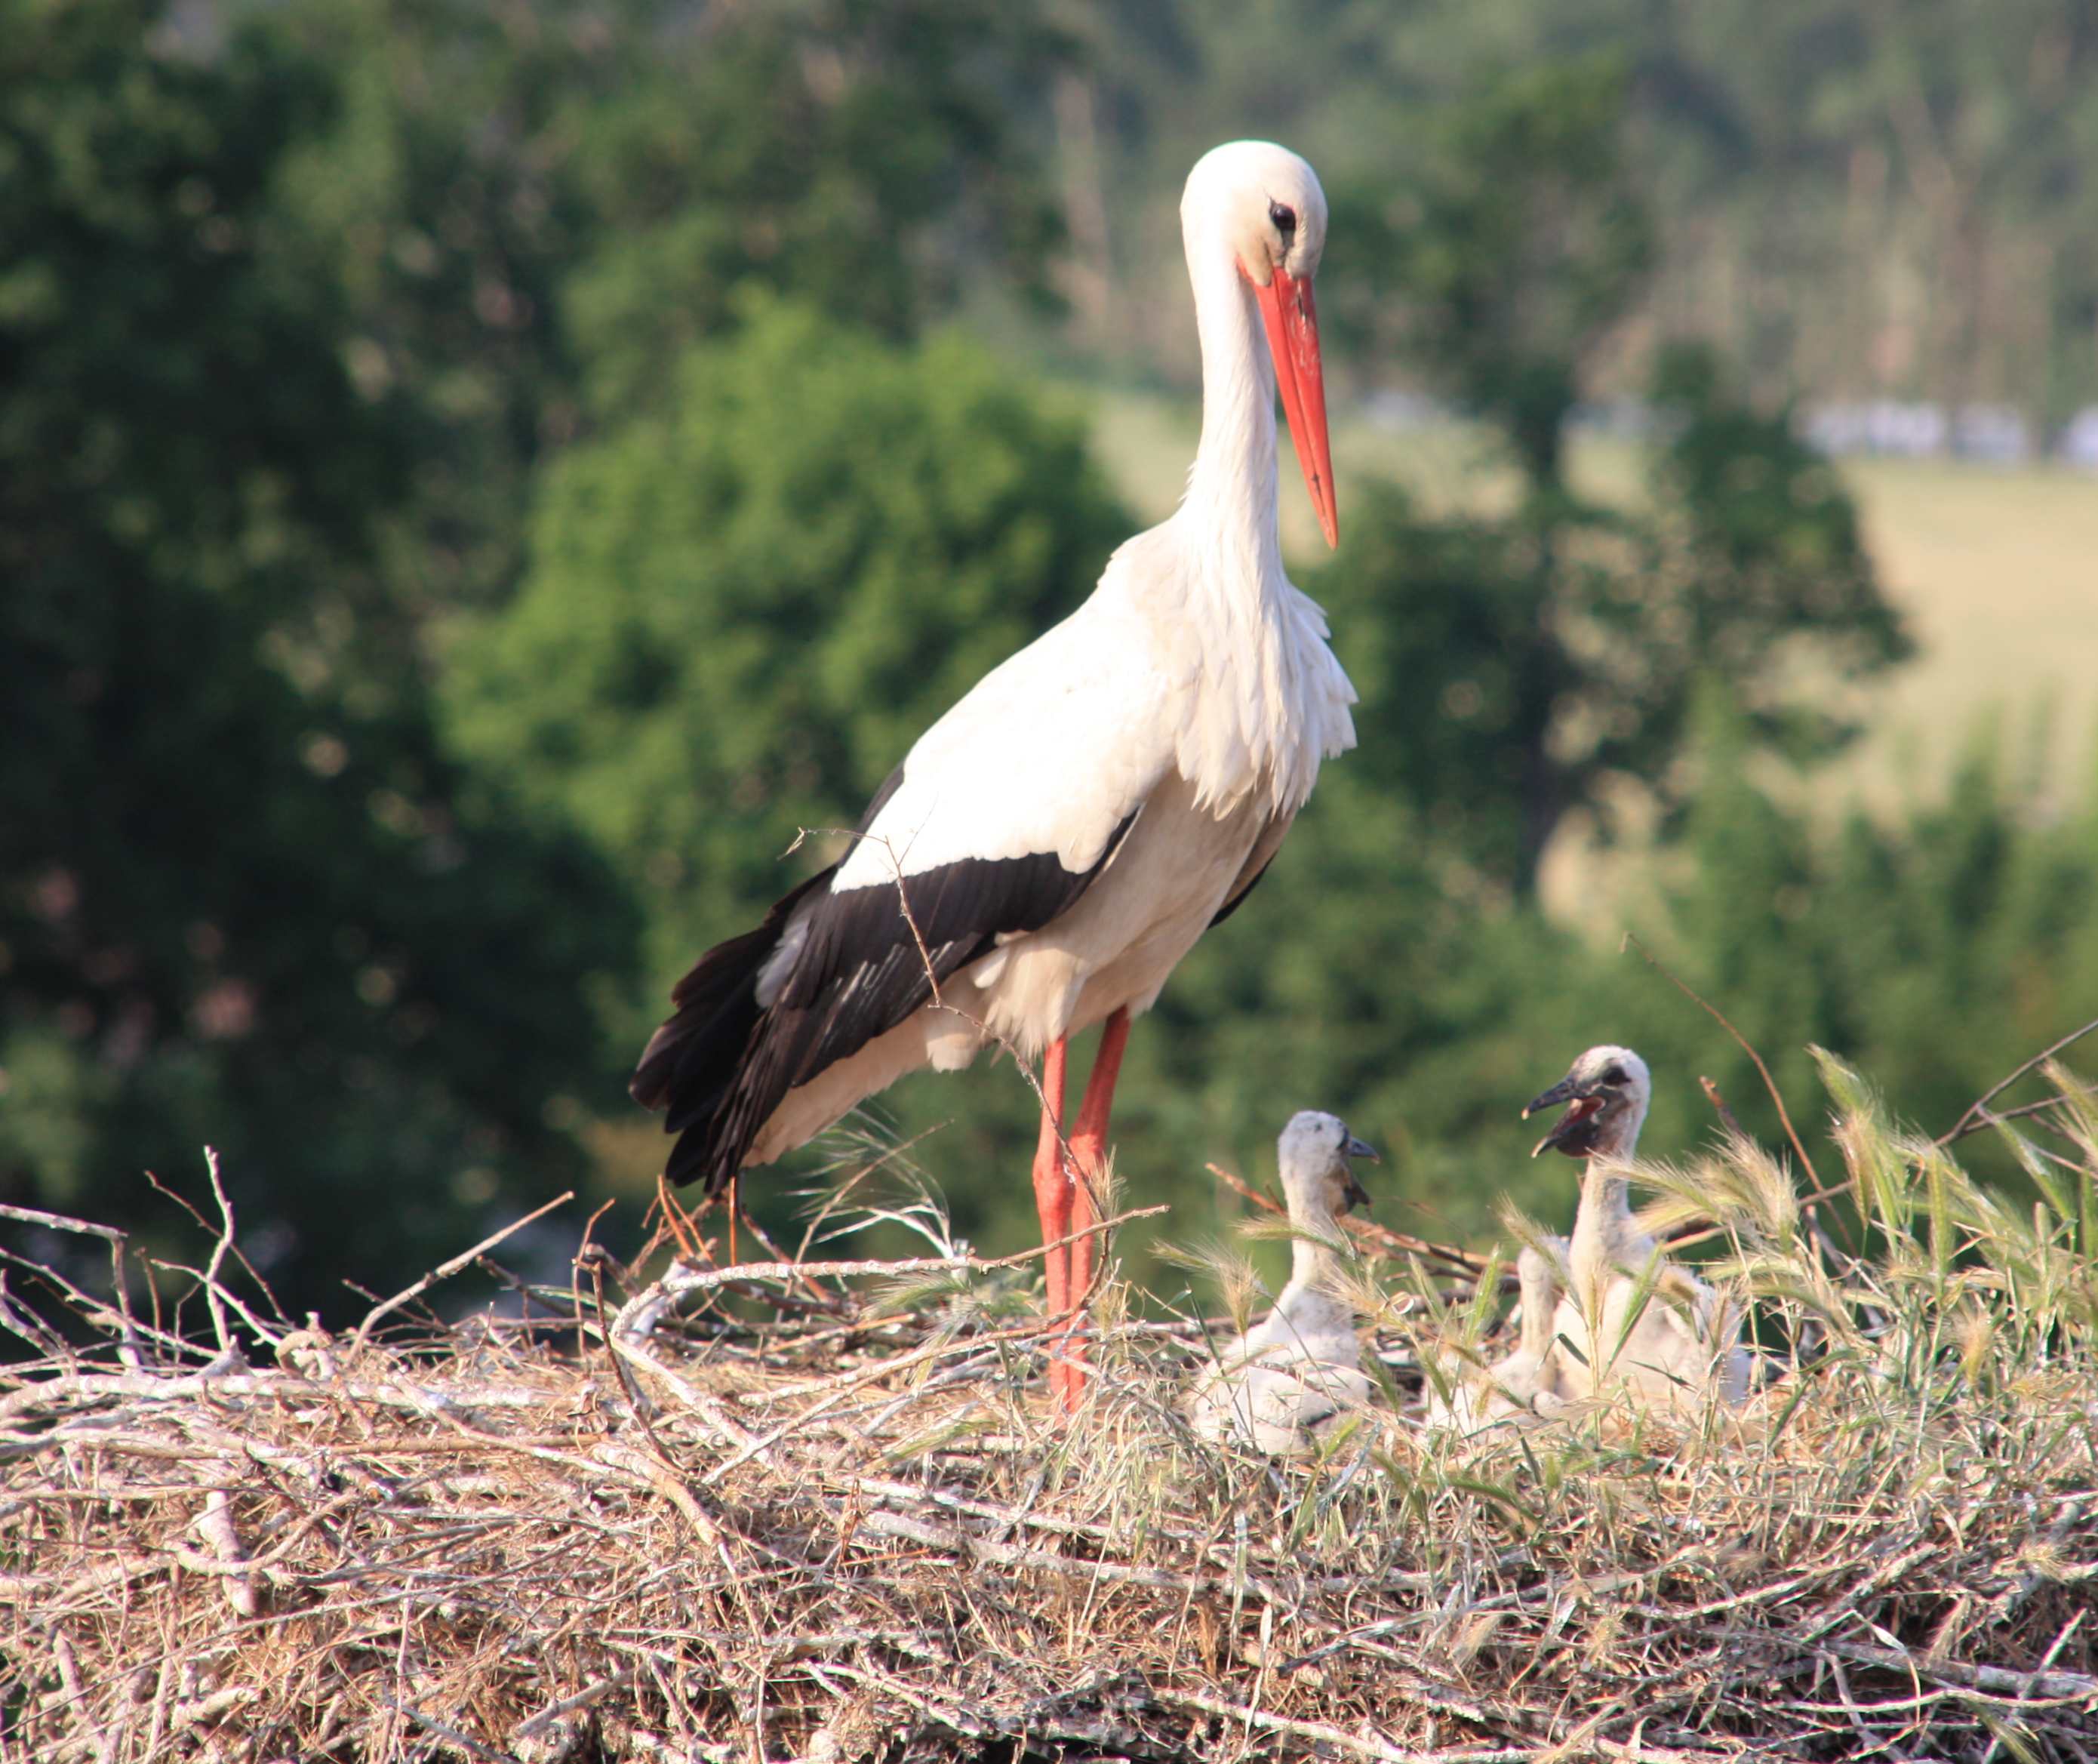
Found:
[1250,265,1338,548]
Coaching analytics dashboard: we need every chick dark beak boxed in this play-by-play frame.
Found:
[1522,1075,1579,1121]
[1524,1073,1604,1159]
[1340,1133,1376,1210]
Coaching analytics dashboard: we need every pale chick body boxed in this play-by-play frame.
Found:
[1534,1048,1750,1418]
[1190,1112,1380,1455]
[1426,1046,1748,1436]
[1423,1242,1573,1432]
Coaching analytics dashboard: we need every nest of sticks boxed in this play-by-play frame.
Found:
[6,1060,2098,1764]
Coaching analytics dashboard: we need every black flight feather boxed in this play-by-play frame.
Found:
[635,774,1140,1194]
[1207,851,1275,928]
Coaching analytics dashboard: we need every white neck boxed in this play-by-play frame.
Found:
[1180,245,1284,583]
[1580,1159,1634,1231]
[1517,1250,1558,1356]
[1572,1103,1647,1268]
[1239,1173,1357,1360]
[1149,214,1355,822]
[1284,1207,1344,1298]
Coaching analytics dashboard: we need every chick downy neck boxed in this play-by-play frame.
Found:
[1250,1179,1354,1353]
[1517,1249,1560,1360]
[1569,1110,1650,1286]
[1283,1203,1346,1301]
[1577,1159,1635,1239]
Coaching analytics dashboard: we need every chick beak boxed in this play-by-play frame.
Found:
[1524,1074,1604,1159]
[1340,1133,1377,1209]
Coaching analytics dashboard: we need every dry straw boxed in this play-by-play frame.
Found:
[5,1051,2096,1762]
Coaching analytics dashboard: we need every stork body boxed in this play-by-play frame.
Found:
[1189,1112,1379,1455]
[633,142,1353,1406]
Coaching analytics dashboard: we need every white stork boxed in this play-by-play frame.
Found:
[1423,1243,1571,1433]
[632,140,1356,1408]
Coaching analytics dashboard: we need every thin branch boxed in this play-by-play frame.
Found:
[1937,1016,2098,1145]
[611,1205,1169,1342]
[0,1203,126,1244]
[1623,931,1820,1188]
[350,1190,574,1351]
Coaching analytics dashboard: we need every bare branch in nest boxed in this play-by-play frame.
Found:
[351,1189,575,1351]
[191,1488,260,1618]
[0,1202,126,1244]
[611,1204,1169,1343]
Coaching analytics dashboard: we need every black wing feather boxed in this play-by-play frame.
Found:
[1207,852,1275,928]
[638,799,1140,1193]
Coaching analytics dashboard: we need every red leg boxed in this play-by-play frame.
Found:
[1029,1036,1072,1405]
[1059,1007,1131,1404]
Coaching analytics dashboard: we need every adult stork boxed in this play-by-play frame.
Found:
[632,140,1356,1408]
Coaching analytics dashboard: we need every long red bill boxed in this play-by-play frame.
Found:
[1251,264,1338,547]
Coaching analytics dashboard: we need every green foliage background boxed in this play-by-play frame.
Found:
[4,0,2093,1314]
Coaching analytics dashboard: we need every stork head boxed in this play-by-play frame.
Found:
[1276,1109,1377,1221]
[1524,1045,1652,1161]
[1182,141,1337,547]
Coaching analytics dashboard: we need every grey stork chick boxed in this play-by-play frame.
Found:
[1524,1045,1750,1418]
[1189,1111,1380,1455]
[1422,1240,1574,1433]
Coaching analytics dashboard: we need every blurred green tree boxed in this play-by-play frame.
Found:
[559,0,1069,411]
[1316,63,1909,888]
[1329,55,1655,495]
[1292,369,1908,894]
[1649,697,2098,1190]
[256,0,1069,619]
[444,299,1131,1040]
[0,0,637,1310]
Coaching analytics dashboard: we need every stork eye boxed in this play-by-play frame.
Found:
[1269,202,1297,239]
[1599,1064,1626,1086]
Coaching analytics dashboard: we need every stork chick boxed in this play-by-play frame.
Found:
[1524,1045,1749,1417]
[1189,1111,1380,1455]
[1423,1240,1573,1433]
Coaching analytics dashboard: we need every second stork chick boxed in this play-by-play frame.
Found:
[1525,1045,1750,1417]
[1190,1111,1380,1455]
[1422,1240,1573,1433]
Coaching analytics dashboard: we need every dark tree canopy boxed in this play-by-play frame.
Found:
[251,0,1071,623]
[0,0,635,1308]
